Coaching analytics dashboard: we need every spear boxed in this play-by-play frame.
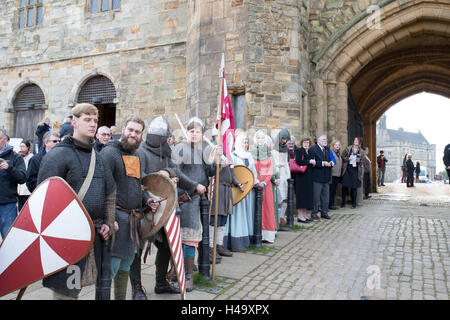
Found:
[211,54,226,281]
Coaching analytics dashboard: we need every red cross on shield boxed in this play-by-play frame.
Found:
[0,177,94,297]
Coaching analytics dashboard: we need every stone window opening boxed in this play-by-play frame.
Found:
[89,0,121,14]
[231,93,245,129]
[18,0,43,29]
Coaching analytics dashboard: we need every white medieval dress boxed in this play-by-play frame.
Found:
[223,134,259,251]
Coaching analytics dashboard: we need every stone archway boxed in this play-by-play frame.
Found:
[311,0,450,191]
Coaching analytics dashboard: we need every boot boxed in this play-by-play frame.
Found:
[217,245,233,257]
[114,270,129,300]
[209,248,222,264]
[184,257,195,292]
[155,279,181,294]
[131,283,148,300]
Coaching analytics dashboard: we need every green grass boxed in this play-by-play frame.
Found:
[193,273,216,287]
[245,244,277,255]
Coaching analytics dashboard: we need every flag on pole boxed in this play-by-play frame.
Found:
[164,210,186,300]
[216,53,235,160]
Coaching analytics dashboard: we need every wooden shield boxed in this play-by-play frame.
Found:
[0,177,94,297]
[232,165,255,206]
[141,173,177,239]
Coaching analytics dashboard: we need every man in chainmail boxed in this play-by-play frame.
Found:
[133,116,197,297]
[171,117,224,292]
[100,115,159,300]
[37,103,116,300]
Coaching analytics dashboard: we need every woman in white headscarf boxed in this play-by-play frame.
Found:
[223,132,260,251]
[250,130,277,243]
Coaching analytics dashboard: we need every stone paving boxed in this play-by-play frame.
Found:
[2,183,449,300]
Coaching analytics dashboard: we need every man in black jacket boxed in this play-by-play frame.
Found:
[406,154,415,187]
[26,131,60,193]
[309,134,334,220]
[0,128,26,238]
[59,115,74,139]
[444,144,450,185]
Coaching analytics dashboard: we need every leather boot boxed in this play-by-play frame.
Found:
[217,245,233,257]
[114,270,129,300]
[131,283,148,300]
[184,257,195,292]
[209,248,222,264]
[155,279,180,294]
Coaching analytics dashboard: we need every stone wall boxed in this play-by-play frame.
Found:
[0,0,188,131]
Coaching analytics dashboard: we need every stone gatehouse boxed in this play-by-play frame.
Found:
[1,1,449,189]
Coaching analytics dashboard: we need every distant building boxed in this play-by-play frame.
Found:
[376,115,436,182]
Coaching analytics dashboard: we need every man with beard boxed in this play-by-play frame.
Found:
[37,103,116,300]
[100,115,159,300]
[132,116,196,297]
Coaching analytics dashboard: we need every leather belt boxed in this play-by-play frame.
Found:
[116,205,143,249]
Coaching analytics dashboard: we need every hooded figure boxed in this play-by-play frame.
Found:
[223,132,259,251]
[271,129,291,229]
[133,116,194,297]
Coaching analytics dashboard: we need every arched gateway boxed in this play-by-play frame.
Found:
[310,0,450,190]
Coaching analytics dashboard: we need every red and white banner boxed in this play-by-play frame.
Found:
[216,54,235,161]
[164,210,186,300]
[0,177,94,297]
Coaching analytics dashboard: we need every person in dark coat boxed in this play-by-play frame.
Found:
[35,117,51,151]
[376,150,388,186]
[26,131,60,193]
[94,126,112,152]
[415,161,421,183]
[59,115,74,139]
[294,137,315,223]
[406,154,415,187]
[0,128,26,238]
[308,134,333,220]
[341,137,365,209]
[444,144,450,185]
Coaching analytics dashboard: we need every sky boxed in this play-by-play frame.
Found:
[382,92,450,173]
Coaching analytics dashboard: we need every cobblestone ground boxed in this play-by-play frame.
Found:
[2,183,449,300]
[215,186,450,300]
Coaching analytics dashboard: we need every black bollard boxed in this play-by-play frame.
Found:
[198,196,211,280]
[286,178,295,227]
[253,186,263,248]
[95,238,111,300]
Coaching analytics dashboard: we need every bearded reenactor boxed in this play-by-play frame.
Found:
[37,103,116,300]
[132,116,196,297]
[100,115,158,300]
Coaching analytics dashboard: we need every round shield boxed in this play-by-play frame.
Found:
[232,165,255,206]
[140,172,177,240]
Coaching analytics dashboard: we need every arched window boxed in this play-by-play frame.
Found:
[77,75,117,127]
[13,84,46,144]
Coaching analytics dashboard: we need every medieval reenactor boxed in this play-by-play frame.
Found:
[171,117,222,292]
[37,103,116,300]
[209,128,244,260]
[100,115,159,300]
[134,116,194,297]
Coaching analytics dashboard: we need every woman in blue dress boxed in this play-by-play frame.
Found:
[223,132,260,251]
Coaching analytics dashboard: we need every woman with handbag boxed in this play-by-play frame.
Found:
[328,140,342,210]
[294,137,316,223]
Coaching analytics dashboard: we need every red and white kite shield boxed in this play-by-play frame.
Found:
[164,210,186,300]
[0,177,94,297]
